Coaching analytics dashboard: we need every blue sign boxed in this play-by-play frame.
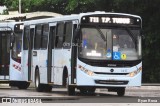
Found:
[106,49,112,58]
[113,52,121,60]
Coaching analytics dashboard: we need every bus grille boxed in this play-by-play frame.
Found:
[94,72,128,75]
[95,80,128,85]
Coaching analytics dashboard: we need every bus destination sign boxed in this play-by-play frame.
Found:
[81,15,141,25]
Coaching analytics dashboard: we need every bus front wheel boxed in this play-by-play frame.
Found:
[117,87,125,96]
[80,88,96,95]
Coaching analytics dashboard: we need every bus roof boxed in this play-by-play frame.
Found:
[0,21,23,31]
[24,11,141,25]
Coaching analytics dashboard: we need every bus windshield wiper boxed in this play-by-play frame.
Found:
[80,24,106,41]
[92,25,106,41]
[122,25,137,44]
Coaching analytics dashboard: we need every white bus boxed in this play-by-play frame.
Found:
[0,22,11,82]
[0,21,30,89]
[21,11,142,96]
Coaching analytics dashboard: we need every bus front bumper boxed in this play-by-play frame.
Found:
[76,70,142,87]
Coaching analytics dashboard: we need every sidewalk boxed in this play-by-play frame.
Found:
[126,86,160,91]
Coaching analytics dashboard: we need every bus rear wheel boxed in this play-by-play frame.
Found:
[17,82,30,89]
[67,85,75,95]
[117,87,125,96]
[43,84,52,92]
[35,69,43,92]
[67,78,75,95]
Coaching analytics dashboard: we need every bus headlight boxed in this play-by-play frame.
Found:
[78,65,94,76]
[128,66,142,77]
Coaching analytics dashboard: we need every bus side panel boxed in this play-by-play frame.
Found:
[61,49,71,84]
[52,49,71,85]
[53,49,64,85]
[21,50,29,81]
[37,50,48,84]
[9,59,23,81]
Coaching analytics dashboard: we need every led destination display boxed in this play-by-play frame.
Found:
[81,15,141,25]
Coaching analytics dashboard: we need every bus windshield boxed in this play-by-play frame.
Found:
[79,26,142,61]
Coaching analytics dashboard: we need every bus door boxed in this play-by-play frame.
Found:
[71,20,78,84]
[0,31,10,80]
[48,23,56,83]
[22,25,34,82]
[28,25,35,81]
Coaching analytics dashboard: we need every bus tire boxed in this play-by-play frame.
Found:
[68,85,75,95]
[44,84,52,92]
[62,68,68,87]
[67,78,75,95]
[17,82,30,89]
[117,87,125,96]
[35,68,43,92]
[80,88,95,95]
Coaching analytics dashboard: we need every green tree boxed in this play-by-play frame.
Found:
[65,0,95,13]
[3,0,95,14]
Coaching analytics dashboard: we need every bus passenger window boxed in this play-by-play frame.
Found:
[41,24,49,49]
[55,23,64,48]
[34,25,42,49]
[30,28,34,49]
[49,26,55,49]
[23,26,29,50]
[63,22,73,49]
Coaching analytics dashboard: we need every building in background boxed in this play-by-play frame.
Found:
[0,6,7,14]
[0,10,62,22]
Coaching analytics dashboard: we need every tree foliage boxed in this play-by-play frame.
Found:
[2,0,160,83]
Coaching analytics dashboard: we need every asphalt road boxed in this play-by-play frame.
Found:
[0,84,160,105]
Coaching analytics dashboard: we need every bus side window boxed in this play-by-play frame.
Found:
[55,23,64,48]
[50,26,55,49]
[30,28,34,49]
[23,26,29,50]
[41,24,49,49]
[63,22,73,49]
[34,25,42,50]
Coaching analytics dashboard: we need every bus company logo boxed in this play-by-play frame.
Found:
[2,98,11,103]
[110,69,114,72]
[1,98,42,103]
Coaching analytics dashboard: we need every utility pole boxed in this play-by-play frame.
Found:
[19,0,21,14]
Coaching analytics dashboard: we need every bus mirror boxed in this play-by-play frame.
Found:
[10,33,15,49]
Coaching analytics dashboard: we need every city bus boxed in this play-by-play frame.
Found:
[0,21,30,89]
[0,22,11,82]
[21,11,142,96]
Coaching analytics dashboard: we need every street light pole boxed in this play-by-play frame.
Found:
[19,0,21,14]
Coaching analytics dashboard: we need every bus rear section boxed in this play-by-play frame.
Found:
[9,23,30,89]
[0,22,30,89]
[0,30,10,82]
